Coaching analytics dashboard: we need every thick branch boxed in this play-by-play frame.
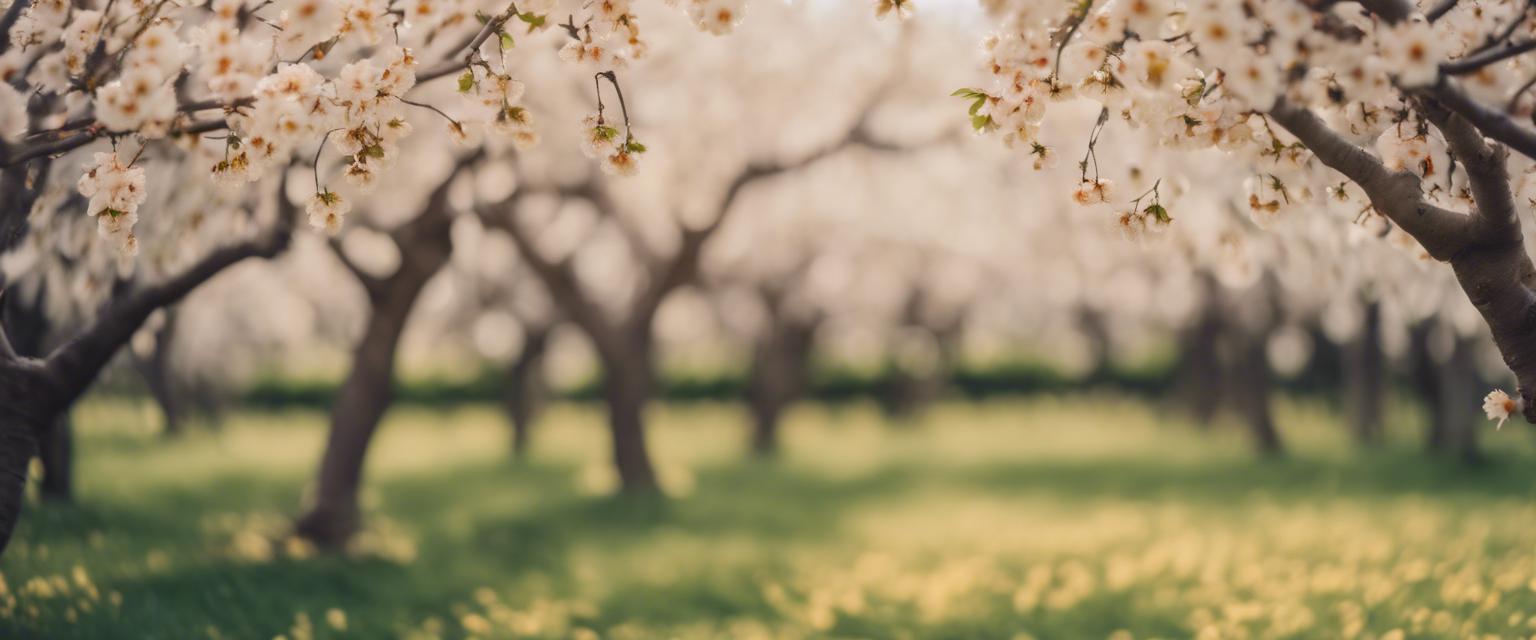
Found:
[1417,96,1521,239]
[1441,39,1536,76]
[478,195,621,356]
[1269,98,1474,260]
[40,194,296,412]
[1427,79,1536,161]
[328,238,387,298]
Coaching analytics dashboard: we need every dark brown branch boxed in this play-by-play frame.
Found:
[1442,39,1536,76]
[1416,96,1521,239]
[328,238,387,297]
[1426,79,1536,161]
[40,196,296,412]
[0,0,30,56]
[1269,98,1474,260]
[1425,0,1458,22]
[477,193,621,356]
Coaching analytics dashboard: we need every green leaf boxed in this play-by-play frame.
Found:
[970,114,993,132]
[1144,203,1171,224]
[950,87,981,98]
[498,31,514,48]
[593,125,619,140]
[518,12,547,28]
[457,70,476,93]
[625,140,647,154]
[968,95,986,116]
[364,145,386,159]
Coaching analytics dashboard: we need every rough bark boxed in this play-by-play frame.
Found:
[36,414,71,501]
[2,286,72,500]
[0,359,48,555]
[505,325,551,460]
[1345,302,1386,446]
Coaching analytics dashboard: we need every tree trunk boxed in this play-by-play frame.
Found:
[37,414,70,501]
[602,346,659,492]
[2,289,71,500]
[747,313,817,458]
[0,359,56,555]
[505,326,550,460]
[1409,322,1449,452]
[1174,275,1223,427]
[1233,329,1284,456]
[295,227,451,549]
[1437,335,1484,465]
[1346,301,1386,446]
[135,308,184,437]
[0,412,40,555]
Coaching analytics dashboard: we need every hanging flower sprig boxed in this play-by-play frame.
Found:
[581,70,647,177]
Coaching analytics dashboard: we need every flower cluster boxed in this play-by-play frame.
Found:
[76,151,148,255]
[961,0,1512,245]
[579,113,645,177]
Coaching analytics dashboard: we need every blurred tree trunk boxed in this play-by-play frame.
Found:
[133,307,184,437]
[1410,322,1449,452]
[1076,305,1113,382]
[295,177,459,549]
[1173,274,1223,427]
[1441,336,1483,464]
[505,325,551,461]
[1232,327,1284,457]
[601,341,659,491]
[747,304,819,458]
[1345,301,1386,446]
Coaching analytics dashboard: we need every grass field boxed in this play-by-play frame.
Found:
[3,397,1536,639]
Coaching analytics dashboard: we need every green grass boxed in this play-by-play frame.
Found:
[3,396,1536,639]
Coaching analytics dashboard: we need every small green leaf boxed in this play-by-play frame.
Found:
[625,140,647,153]
[457,70,476,93]
[1144,203,1172,224]
[970,114,993,132]
[364,145,385,159]
[968,95,986,116]
[498,31,514,48]
[950,87,981,98]
[593,125,619,141]
[518,12,546,28]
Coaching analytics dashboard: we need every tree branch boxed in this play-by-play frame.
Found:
[1426,79,1536,161]
[1269,98,1475,260]
[1416,95,1522,240]
[478,193,621,356]
[327,238,387,298]
[39,186,297,412]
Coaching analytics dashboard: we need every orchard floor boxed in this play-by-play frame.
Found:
[4,397,1536,639]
